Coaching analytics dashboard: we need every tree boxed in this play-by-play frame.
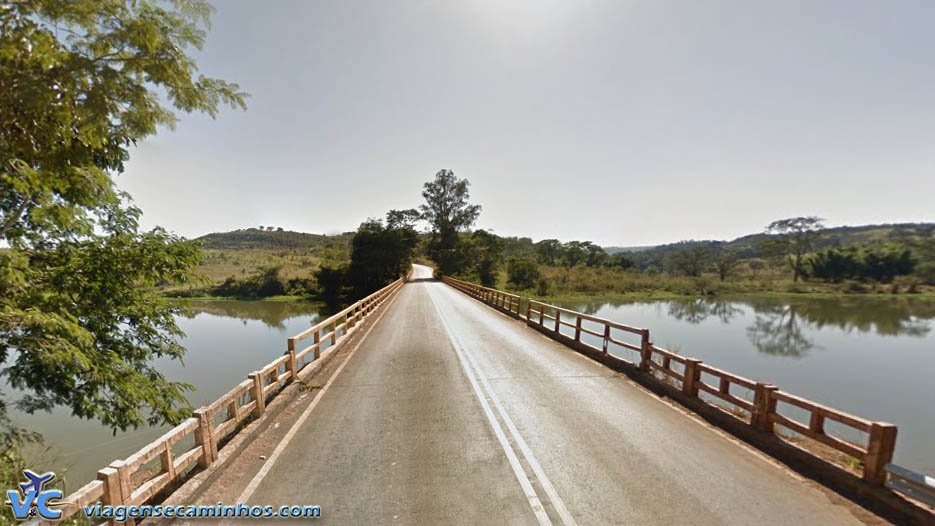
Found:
[0,0,246,434]
[507,257,541,289]
[534,239,562,265]
[668,246,712,277]
[711,250,742,281]
[761,217,825,281]
[561,241,586,268]
[345,213,419,297]
[471,229,503,287]
[605,252,635,269]
[315,265,347,307]
[420,170,481,275]
[583,242,607,267]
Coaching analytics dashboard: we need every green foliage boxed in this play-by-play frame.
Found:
[667,245,712,277]
[507,257,541,289]
[314,265,347,306]
[711,250,742,281]
[196,228,350,251]
[916,262,935,286]
[345,213,418,297]
[0,0,246,436]
[605,252,635,269]
[761,217,825,281]
[470,229,503,287]
[421,170,481,275]
[807,247,915,283]
[212,266,309,298]
[535,239,562,265]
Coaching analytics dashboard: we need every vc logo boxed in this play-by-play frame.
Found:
[5,469,72,521]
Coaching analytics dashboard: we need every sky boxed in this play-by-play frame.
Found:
[120,0,935,247]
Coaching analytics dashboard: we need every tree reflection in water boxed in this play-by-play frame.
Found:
[746,304,815,358]
[557,295,935,359]
[666,299,745,324]
[180,300,323,329]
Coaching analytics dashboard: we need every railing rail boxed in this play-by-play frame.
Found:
[43,277,406,525]
[441,275,904,489]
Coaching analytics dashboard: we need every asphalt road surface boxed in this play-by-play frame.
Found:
[224,264,868,525]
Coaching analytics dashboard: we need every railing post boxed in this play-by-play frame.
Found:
[602,324,611,353]
[864,422,898,485]
[331,320,337,344]
[683,359,701,397]
[313,329,321,359]
[574,316,582,342]
[98,466,123,526]
[639,330,652,372]
[250,372,266,417]
[109,460,132,514]
[753,383,778,433]
[194,407,217,466]
[554,310,561,332]
[286,338,298,383]
[160,441,177,481]
[539,304,544,325]
[525,298,531,320]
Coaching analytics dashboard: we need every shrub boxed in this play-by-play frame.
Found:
[507,257,541,289]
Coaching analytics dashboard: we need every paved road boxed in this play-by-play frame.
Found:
[236,264,867,525]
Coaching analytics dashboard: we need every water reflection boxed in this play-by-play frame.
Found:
[180,299,323,328]
[746,305,815,358]
[666,300,746,325]
[562,296,935,358]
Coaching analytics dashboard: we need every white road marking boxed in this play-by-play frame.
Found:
[226,285,404,516]
[429,286,574,526]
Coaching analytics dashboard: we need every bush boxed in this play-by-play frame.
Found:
[916,262,935,285]
[507,257,540,289]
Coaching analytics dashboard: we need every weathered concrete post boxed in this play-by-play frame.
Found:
[194,407,217,466]
[554,310,561,332]
[98,466,123,525]
[639,330,652,372]
[683,359,702,397]
[250,372,266,417]
[574,316,582,342]
[753,383,778,433]
[864,423,898,484]
[313,329,321,360]
[286,338,298,383]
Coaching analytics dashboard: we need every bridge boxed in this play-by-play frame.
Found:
[38,265,934,525]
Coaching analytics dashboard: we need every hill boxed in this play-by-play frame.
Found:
[194,228,354,250]
[607,223,935,260]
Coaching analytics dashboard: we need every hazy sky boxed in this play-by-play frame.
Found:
[120,0,934,247]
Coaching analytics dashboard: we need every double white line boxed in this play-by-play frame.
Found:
[427,287,577,526]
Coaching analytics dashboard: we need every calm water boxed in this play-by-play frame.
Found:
[9,295,935,490]
[552,295,935,475]
[9,300,324,489]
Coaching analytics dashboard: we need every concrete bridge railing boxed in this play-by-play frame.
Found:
[439,276,902,486]
[40,277,406,526]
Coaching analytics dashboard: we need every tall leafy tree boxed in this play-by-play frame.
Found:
[760,217,825,281]
[420,169,481,275]
[1,1,247,433]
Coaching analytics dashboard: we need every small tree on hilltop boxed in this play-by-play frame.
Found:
[760,217,825,281]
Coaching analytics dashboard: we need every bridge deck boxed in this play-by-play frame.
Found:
[173,265,870,525]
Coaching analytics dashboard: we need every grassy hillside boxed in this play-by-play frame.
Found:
[610,223,935,269]
[161,229,355,296]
